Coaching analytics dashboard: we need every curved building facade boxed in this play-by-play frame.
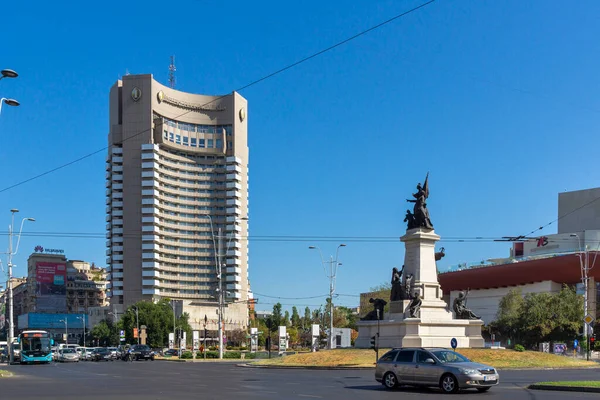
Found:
[106,74,250,329]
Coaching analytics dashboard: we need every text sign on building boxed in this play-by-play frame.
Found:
[34,245,65,254]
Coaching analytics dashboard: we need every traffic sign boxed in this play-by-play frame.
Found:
[584,314,594,325]
[451,338,457,350]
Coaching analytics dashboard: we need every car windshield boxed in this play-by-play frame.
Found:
[431,350,470,363]
[133,345,150,351]
[62,349,76,354]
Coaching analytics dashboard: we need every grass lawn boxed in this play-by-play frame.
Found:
[0,370,13,377]
[251,348,598,369]
[533,381,600,388]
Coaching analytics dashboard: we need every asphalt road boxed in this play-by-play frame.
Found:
[2,361,599,399]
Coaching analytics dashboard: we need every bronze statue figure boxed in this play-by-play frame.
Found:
[390,266,404,302]
[361,297,387,321]
[404,273,414,300]
[453,290,480,320]
[404,210,417,230]
[406,172,434,230]
[435,247,446,261]
[407,292,422,318]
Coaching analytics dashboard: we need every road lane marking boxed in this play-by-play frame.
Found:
[298,395,322,398]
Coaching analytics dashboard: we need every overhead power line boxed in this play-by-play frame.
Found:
[521,193,600,238]
[0,1,436,195]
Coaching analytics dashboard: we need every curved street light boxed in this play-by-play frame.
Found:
[0,69,18,79]
[0,98,19,115]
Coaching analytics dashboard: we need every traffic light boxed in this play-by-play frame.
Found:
[370,335,377,350]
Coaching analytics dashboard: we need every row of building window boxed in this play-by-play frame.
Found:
[164,131,224,149]
[162,119,232,135]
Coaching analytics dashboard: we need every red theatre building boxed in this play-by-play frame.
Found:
[438,187,600,325]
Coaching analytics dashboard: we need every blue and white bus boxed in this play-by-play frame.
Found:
[19,330,54,364]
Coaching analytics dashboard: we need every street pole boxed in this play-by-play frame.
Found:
[7,211,15,363]
[135,307,140,345]
[171,300,176,349]
[217,227,224,360]
[309,244,345,350]
[204,314,207,360]
[77,315,86,347]
[572,233,590,360]
[376,309,380,362]
[59,319,68,345]
[329,255,334,350]
[6,210,34,364]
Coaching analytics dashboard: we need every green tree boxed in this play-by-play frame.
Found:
[89,320,117,346]
[492,285,583,348]
[121,299,175,347]
[291,306,301,328]
[335,306,357,330]
[283,311,291,327]
[272,303,283,328]
[492,288,524,344]
[302,307,311,329]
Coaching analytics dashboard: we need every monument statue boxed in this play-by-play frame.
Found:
[406,172,433,230]
[404,210,417,230]
[404,273,414,300]
[453,290,480,320]
[407,293,422,318]
[361,298,387,321]
[390,266,404,301]
[435,247,446,261]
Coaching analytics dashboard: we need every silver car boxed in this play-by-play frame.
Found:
[58,348,80,363]
[375,347,499,394]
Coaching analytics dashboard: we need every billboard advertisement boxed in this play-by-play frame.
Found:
[35,262,67,312]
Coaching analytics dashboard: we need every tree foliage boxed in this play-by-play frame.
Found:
[121,299,182,348]
[291,307,301,328]
[492,285,583,348]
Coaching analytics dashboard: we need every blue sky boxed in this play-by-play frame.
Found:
[1,0,599,313]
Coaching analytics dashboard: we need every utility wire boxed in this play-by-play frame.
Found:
[0,0,436,195]
[521,193,600,238]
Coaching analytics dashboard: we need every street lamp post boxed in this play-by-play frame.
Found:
[170,300,177,349]
[309,244,346,350]
[77,315,86,347]
[59,319,68,345]
[5,209,35,364]
[571,233,592,360]
[132,306,140,345]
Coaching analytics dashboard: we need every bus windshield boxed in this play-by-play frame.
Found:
[21,335,51,355]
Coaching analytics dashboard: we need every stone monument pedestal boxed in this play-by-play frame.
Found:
[356,228,484,349]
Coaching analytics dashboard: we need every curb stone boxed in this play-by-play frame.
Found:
[528,384,600,393]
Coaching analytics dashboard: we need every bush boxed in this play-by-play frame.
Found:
[205,351,219,359]
[180,351,193,359]
[223,351,241,359]
[514,344,525,352]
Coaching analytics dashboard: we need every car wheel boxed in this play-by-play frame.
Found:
[477,387,490,392]
[440,374,459,394]
[383,372,398,389]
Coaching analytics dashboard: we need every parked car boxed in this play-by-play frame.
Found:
[375,347,499,394]
[92,348,115,362]
[58,348,80,363]
[163,349,179,357]
[129,344,155,361]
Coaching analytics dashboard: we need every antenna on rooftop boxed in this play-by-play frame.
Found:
[168,56,176,89]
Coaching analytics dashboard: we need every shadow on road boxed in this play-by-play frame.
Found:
[344,385,482,395]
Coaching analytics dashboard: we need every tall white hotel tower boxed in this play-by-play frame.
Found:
[106,74,251,329]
